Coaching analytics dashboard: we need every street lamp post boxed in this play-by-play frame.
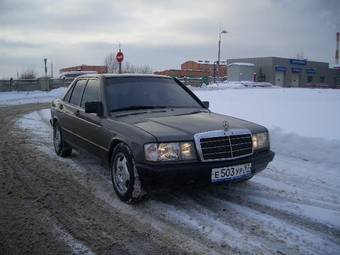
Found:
[214,30,227,83]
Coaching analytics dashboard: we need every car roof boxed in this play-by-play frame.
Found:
[78,73,171,79]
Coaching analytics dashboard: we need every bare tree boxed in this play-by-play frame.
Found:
[19,69,36,79]
[105,52,120,73]
[137,64,153,74]
[104,52,153,74]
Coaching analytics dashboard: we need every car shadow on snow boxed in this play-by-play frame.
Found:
[67,148,259,207]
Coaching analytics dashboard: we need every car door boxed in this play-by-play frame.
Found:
[61,78,88,148]
[76,78,109,158]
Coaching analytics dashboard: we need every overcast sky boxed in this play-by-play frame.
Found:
[0,0,339,78]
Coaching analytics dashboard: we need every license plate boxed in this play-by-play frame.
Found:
[211,163,252,183]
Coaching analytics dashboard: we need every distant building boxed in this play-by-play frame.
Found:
[59,65,108,74]
[227,57,340,88]
[155,60,227,80]
[228,63,255,81]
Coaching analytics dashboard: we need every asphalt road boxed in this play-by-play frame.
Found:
[0,104,193,255]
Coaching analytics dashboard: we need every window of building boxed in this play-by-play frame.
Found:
[307,76,313,83]
[81,79,100,108]
[69,79,87,106]
[320,76,325,83]
[334,77,340,86]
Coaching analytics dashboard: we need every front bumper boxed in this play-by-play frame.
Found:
[136,150,275,187]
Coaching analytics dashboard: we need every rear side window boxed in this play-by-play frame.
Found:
[81,79,100,108]
[69,79,87,106]
[63,84,75,102]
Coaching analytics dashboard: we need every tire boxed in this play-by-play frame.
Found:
[53,122,72,157]
[110,143,146,203]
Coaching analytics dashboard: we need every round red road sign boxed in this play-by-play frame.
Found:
[116,51,124,63]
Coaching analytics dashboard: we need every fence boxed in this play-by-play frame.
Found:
[0,78,68,92]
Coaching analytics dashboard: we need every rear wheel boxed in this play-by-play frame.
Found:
[110,143,145,203]
[53,122,72,157]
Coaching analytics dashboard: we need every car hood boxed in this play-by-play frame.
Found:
[111,109,266,141]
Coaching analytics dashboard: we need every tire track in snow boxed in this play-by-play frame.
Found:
[148,192,274,254]
[199,193,340,255]
[208,186,340,242]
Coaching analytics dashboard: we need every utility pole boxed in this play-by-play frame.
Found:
[213,61,216,83]
[215,30,227,83]
[51,62,53,78]
[336,32,339,65]
[44,58,47,78]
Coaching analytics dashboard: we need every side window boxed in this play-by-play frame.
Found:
[69,80,87,106]
[63,84,75,102]
[81,79,101,108]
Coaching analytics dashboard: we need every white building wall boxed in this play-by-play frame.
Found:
[228,65,240,81]
[228,63,255,81]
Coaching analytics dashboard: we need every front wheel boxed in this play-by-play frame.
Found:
[110,143,145,203]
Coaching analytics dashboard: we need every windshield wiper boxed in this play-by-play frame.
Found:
[111,105,167,112]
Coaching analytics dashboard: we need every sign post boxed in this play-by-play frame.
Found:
[116,50,124,74]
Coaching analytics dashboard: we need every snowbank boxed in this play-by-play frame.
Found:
[0,87,67,106]
[190,81,276,90]
[194,88,340,141]
[271,128,340,166]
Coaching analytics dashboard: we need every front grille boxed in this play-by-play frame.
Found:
[195,130,253,161]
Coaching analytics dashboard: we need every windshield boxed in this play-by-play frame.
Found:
[105,77,203,112]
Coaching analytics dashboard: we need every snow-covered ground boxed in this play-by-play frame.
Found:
[193,86,340,140]
[15,85,340,254]
[0,87,67,106]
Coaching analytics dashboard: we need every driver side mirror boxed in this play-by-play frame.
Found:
[202,101,209,109]
[85,101,103,117]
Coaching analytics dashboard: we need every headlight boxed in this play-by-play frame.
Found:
[180,142,195,160]
[252,132,269,151]
[144,142,196,161]
[158,143,180,161]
